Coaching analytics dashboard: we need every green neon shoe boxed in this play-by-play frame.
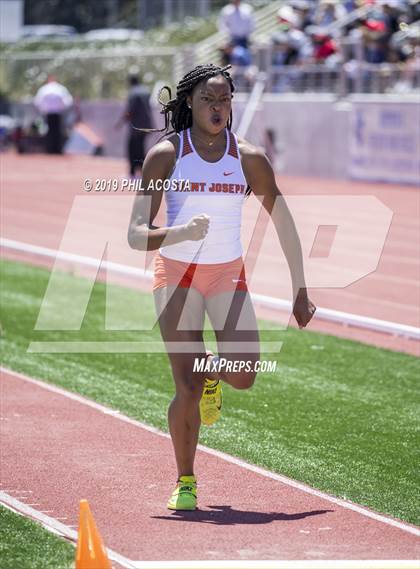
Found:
[200,378,222,426]
[167,475,197,510]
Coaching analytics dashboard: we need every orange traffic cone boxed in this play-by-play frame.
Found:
[75,499,112,569]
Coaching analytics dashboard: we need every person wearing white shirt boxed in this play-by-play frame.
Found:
[34,75,73,154]
[218,0,256,48]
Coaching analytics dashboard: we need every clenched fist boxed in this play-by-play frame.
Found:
[183,214,210,241]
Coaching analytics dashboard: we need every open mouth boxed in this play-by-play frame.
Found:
[210,114,222,126]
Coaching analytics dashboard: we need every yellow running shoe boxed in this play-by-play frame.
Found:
[200,378,222,426]
[167,475,197,510]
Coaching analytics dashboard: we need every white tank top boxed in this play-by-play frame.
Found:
[159,128,247,264]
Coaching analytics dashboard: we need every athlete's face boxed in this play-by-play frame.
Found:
[188,75,232,135]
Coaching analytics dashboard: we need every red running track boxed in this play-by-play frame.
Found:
[1,368,419,563]
[1,153,419,355]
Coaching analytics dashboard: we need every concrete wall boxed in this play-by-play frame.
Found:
[233,93,419,184]
[233,94,350,179]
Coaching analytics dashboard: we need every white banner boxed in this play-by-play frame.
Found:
[349,99,420,186]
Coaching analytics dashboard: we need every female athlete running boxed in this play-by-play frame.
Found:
[128,64,316,510]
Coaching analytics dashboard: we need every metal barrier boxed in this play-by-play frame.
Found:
[229,55,420,96]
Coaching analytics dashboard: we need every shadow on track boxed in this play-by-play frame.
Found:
[151,506,333,525]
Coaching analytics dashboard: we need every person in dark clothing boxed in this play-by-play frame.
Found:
[46,113,62,153]
[118,75,153,177]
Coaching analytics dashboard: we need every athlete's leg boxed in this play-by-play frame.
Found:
[205,289,260,389]
[154,285,206,478]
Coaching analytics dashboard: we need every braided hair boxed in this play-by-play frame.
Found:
[143,63,235,137]
[139,63,252,196]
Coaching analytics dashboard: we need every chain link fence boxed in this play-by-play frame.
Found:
[0,47,178,100]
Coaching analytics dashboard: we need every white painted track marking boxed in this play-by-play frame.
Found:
[0,493,137,569]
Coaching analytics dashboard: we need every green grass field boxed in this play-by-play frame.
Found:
[1,258,419,567]
[0,506,74,569]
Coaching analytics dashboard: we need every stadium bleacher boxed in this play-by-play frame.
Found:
[214,0,420,94]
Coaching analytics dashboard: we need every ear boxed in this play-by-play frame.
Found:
[186,96,192,109]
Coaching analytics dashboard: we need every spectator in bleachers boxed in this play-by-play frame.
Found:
[288,0,315,31]
[266,0,419,94]
[343,0,358,12]
[276,5,313,62]
[271,31,304,92]
[272,32,301,66]
[221,43,252,67]
[397,26,420,90]
[272,4,318,94]
[313,0,347,26]
[382,1,405,36]
[218,0,255,49]
[407,0,420,22]
[306,26,341,65]
[220,39,257,92]
[362,20,388,63]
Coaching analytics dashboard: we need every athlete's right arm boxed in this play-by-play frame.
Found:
[127,141,209,250]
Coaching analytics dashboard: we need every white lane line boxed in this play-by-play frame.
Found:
[2,237,419,339]
[13,496,33,500]
[130,563,420,569]
[0,493,137,569]
[3,366,419,538]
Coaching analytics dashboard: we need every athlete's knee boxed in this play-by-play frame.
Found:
[226,370,256,390]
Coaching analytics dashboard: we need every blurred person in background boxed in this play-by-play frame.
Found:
[363,20,388,63]
[117,74,153,177]
[401,27,420,89]
[271,31,301,67]
[218,0,255,49]
[276,5,313,63]
[34,75,73,154]
[343,0,358,11]
[307,26,341,65]
[408,0,420,22]
[289,0,315,31]
[391,25,420,91]
[382,1,405,36]
[271,31,303,92]
[313,0,347,26]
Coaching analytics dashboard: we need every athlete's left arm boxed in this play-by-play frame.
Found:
[240,144,316,329]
